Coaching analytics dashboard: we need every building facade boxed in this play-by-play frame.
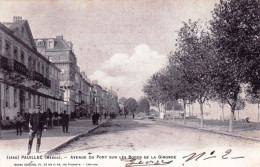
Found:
[34,36,77,114]
[0,17,63,121]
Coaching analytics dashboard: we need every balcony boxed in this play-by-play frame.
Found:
[0,55,8,71]
[33,71,44,83]
[44,78,51,88]
[5,59,28,83]
[26,71,44,89]
[8,59,28,76]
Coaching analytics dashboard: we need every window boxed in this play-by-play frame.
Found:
[21,51,25,64]
[14,88,17,108]
[13,46,18,60]
[28,56,31,68]
[48,41,54,48]
[33,94,35,107]
[37,62,40,72]
[46,66,48,76]
[5,85,9,107]
[21,27,24,36]
[59,55,66,60]
[38,95,40,105]
[37,40,44,46]
[28,93,31,108]
[42,64,44,75]
[5,40,11,57]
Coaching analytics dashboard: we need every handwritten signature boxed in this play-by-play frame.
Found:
[120,149,244,167]
[120,158,173,167]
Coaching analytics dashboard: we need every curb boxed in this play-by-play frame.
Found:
[45,119,111,155]
[160,120,260,142]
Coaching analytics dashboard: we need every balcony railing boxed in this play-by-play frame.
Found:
[8,59,28,76]
[33,71,44,83]
[0,55,8,71]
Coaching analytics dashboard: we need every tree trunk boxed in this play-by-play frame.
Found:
[189,103,191,116]
[221,105,225,121]
[257,102,260,122]
[237,110,239,120]
[157,102,161,113]
[200,102,204,128]
[183,101,186,125]
[229,105,236,132]
[192,103,194,116]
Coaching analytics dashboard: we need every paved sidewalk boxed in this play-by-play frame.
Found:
[0,118,107,155]
[160,118,260,142]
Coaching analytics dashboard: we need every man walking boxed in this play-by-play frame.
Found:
[14,112,24,135]
[27,105,47,155]
[61,110,69,133]
[92,113,96,125]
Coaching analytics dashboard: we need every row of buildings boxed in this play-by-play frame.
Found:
[0,16,119,121]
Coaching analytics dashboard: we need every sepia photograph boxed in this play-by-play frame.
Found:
[0,0,260,166]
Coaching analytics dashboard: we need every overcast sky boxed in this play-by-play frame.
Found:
[0,0,218,99]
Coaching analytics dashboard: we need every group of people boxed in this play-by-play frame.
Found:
[12,108,116,155]
[92,112,100,125]
[14,112,25,136]
[12,106,70,155]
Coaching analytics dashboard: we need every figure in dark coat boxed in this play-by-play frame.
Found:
[14,112,24,135]
[61,110,70,133]
[27,106,47,155]
[96,113,100,125]
[92,113,96,125]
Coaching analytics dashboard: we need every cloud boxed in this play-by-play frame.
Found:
[89,44,167,99]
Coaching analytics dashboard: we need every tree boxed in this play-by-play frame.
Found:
[235,97,245,120]
[168,20,216,128]
[118,97,127,114]
[165,59,194,124]
[245,87,260,122]
[124,98,138,115]
[119,97,127,105]
[164,101,173,111]
[143,70,169,113]
[137,98,150,115]
[215,97,226,121]
[210,0,260,132]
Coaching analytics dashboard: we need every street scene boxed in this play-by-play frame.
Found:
[1,0,260,167]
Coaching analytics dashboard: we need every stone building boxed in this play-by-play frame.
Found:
[0,17,63,121]
[34,36,77,114]
[92,81,102,114]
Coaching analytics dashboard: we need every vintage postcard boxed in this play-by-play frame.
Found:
[0,0,260,167]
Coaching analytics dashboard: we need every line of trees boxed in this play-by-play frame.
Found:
[143,0,260,132]
[119,97,151,116]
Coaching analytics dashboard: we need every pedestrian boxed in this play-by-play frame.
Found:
[96,112,100,125]
[99,112,102,122]
[14,112,24,136]
[27,105,47,155]
[104,112,108,119]
[61,110,69,133]
[92,113,96,125]
[133,114,135,119]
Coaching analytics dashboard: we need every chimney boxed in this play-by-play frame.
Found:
[56,35,63,40]
[80,72,86,77]
[13,16,22,22]
[66,41,73,50]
